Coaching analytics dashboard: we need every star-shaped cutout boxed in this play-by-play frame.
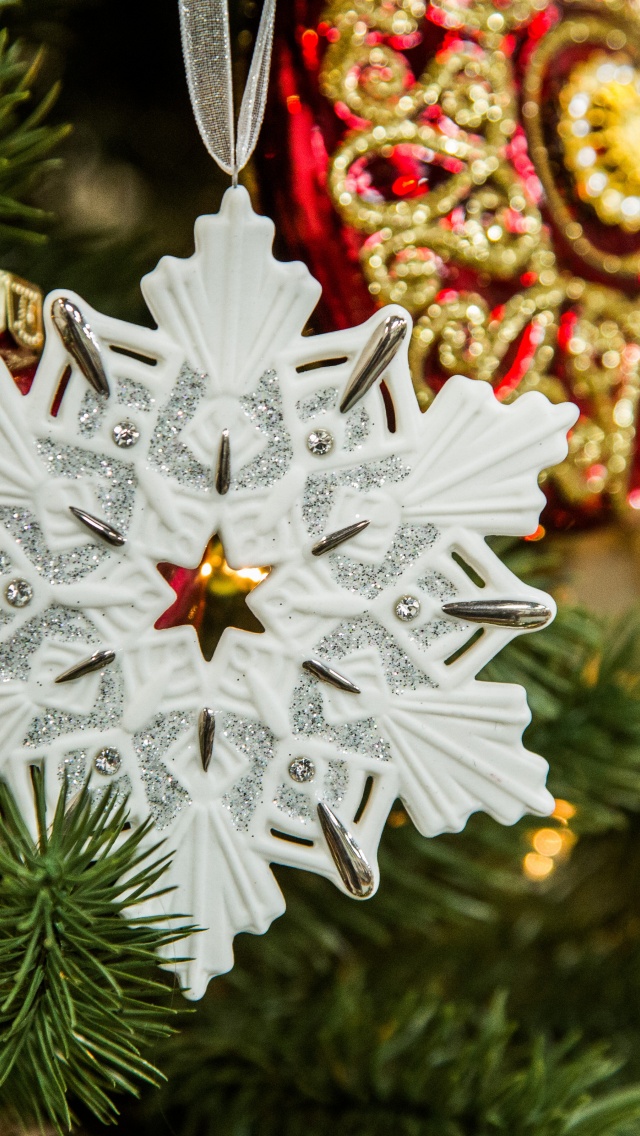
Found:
[155,534,269,660]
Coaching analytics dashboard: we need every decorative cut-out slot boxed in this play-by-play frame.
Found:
[270,828,314,847]
[451,552,486,589]
[110,344,158,366]
[354,775,374,824]
[381,381,396,433]
[49,364,73,417]
[444,628,485,666]
[296,356,348,373]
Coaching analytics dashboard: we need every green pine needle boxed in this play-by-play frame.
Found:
[0,769,194,1133]
[0,26,70,241]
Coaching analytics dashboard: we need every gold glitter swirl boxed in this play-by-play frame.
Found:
[321,41,415,123]
[522,11,640,279]
[428,0,550,34]
[559,53,640,230]
[319,0,640,518]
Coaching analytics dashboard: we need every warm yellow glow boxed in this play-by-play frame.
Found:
[559,828,578,852]
[197,539,270,594]
[387,808,408,828]
[532,828,563,857]
[523,852,555,880]
[553,799,577,822]
[231,566,270,585]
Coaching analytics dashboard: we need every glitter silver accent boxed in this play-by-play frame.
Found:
[307,429,334,457]
[118,377,153,412]
[57,748,131,808]
[289,757,315,783]
[291,672,391,762]
[234,370,293,490]
[0,606,97,683]
[221,714,276,831]
[410,619,463,650]
[5,579,33,608]
[328,523,439,599]
[0,507,110,585]
[112,421,140,448]
[274,784,313,823]
[78,378,154,440]
[344,407,371,451]
[418,570,457,601]
[302,457,410,536]
[133,710,193,830]
[78,389,108,438]
[23,663,125,749]
[0,551,14,576]
[395,595,420,622]
[58,749,87,796]
[36,439,137,531]
[148,363,211,490]
[316,614,434,693]
[296,387,338,421]
[94,746,122,775]
[324,760,348,807]
[94,773,132,810]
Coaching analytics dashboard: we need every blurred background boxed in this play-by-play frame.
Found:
[4,0,640,1132]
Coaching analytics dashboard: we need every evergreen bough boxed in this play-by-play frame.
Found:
[0,771,190,1133]
[0,21,69,242]
[130,601,640,1136]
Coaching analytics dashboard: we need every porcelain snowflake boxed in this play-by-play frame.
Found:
[0,188,576,998]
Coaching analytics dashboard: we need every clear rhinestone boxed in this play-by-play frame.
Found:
[289,757,316,783]
[112,420,140,448]
[5,579,33,608]
[395,595,421,621]
[94,747,122,776]
[307,429,334,456]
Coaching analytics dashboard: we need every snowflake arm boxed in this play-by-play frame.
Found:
[0,185,577,996]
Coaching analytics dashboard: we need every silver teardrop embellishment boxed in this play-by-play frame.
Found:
[317,801,375,898]
[69,507,126,547]
[199,708,215,772]
[51,297,110,396]
[340,314,407,414]
[216,429,231,495]
[55,649,116,684]
[441,599,552,629]
[311,519,370,557]
[302,658,360,693]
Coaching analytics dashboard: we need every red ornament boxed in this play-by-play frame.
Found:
[257,0,640,530]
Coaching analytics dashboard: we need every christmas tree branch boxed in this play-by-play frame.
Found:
[0,22,69,244]
[0,770,193,1133]
[128,597,640,1136]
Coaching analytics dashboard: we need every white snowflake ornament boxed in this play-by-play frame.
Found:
[0,184,577,997]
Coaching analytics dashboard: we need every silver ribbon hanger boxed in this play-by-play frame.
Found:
[179,0,276,184]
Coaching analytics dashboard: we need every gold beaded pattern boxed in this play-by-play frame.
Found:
[320,0,640,520]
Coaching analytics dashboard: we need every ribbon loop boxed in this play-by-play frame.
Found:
[179,0,276,180]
